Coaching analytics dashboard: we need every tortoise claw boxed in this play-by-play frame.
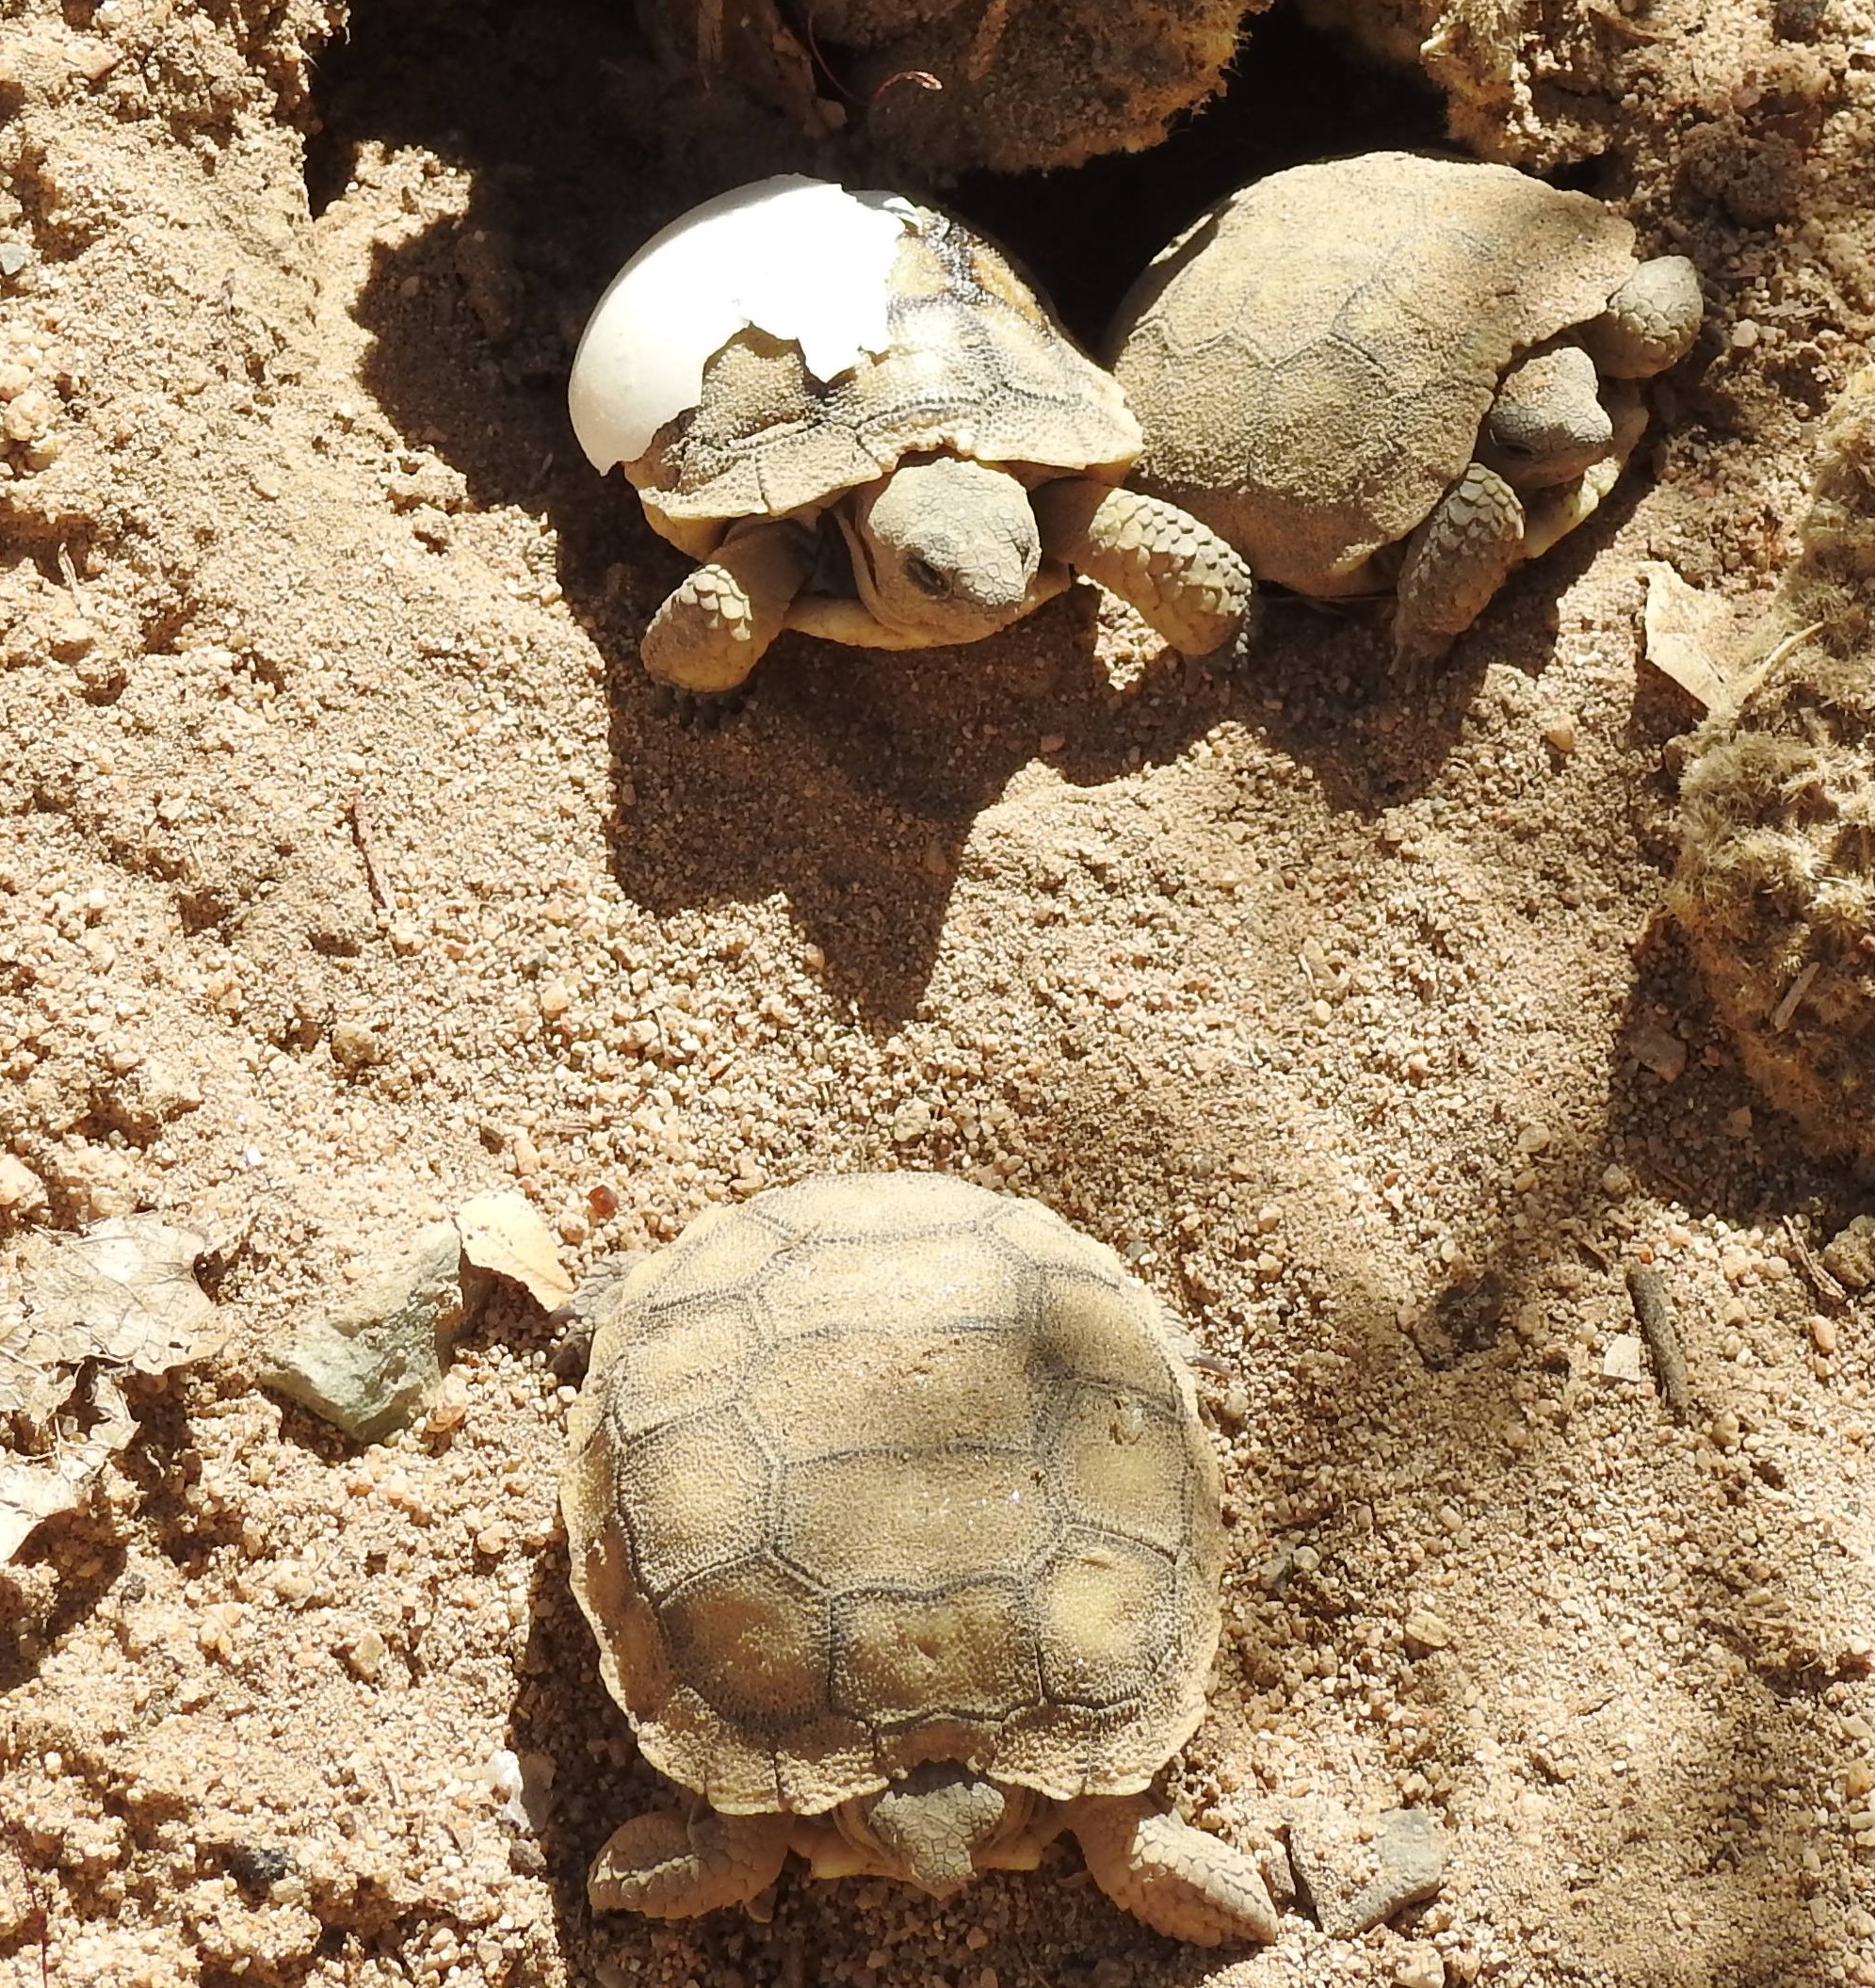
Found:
[649,681,750,728]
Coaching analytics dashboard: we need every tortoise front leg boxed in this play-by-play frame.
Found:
[1390,461,1526,678]
[588,1805,792,1918]
[1034,477,1256,658]
[1068,1793,1279,1947]
[1582,254,1703,378]
[640,518,816,696]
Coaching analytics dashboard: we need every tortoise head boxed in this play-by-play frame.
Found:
[842,1763,1037,1897]
[1478,343,1613,491]
[846,455,1044,644]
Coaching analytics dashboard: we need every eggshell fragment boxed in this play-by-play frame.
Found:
[568,176,916,472]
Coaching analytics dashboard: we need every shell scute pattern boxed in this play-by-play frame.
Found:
[564,1173,1221,1817]
[609,1409,774,1599]
[1110,153,1642,590]
[660,1554,831,1725]
[1034,1532,1180,1706]
[742,1324,1043,1455]
[638,212,1139,545]
[1054,1387,1190,1554]
[832,1578,1037,1726]
[598,1297,761,1444]
[628,1197,794,1304]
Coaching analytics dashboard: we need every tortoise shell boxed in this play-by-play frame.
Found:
[1108,152,1642,591]
[570,177,1141,561]
[560,1172,1223,1818]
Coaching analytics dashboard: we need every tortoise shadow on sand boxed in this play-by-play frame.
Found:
[339,164,1479,1023]
[507,1066,1863,1987]
[1022,1061,1856,1988]
[309,1,1526,1026]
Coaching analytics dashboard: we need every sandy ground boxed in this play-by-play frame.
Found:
[4,0,1875,1983]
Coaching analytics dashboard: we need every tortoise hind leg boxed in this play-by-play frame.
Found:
[1068,1793,1279,1947]
[1034,477,1256,658]
[1390,461,1526,679]
[640,519,815,697]
[589,1806,792,1918]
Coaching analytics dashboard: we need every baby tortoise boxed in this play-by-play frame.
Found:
[1109,152,1701,672]
[560,1172,1277,1945]
[569,177,1254,701]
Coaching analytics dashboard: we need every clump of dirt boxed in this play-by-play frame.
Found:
[1302,0,1871,183]
[631,0,1270,177]
[1673,368,1875,1171]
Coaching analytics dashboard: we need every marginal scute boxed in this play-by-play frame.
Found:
[757,1166,1003,1236]
[560,1172,1222,1817]
[992,1196,1126,1280]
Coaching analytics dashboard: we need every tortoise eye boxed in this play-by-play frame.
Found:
[906,556,951,598]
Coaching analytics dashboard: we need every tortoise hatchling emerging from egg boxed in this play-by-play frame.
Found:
[560,1172,1279,1946]
[1109,152,1704,674]
[567,177,1255,700]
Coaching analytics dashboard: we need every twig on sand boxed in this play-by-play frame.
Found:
[1784,1216,1848,1311]
[348,789,396,912]
[1624,1263,1690,1420]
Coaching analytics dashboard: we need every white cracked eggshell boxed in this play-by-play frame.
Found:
[567,176,917,474]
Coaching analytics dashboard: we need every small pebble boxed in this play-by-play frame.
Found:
[1403,1608,1453,1655]
[1630,1020,1688,1082]
[329,1020,383,1073]
[344,1628,388,1682]
[1601,1333,1646,1383]
[1397,1944,1447,1988]
[0,1153,46,1209]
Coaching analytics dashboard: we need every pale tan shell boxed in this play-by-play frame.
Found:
[631,209,1141,560]
[1109,152,1642,591]
[560,1172,1222,1818]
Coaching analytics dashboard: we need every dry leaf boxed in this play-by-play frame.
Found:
[454,1192,573,1309]
[3,1217,219,1419]
[3,1216,221,1560]
[16,1217,220,1374]
[0,1284,72,1425]
[0,1368,135,1561]
[1641,561,1734,711]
